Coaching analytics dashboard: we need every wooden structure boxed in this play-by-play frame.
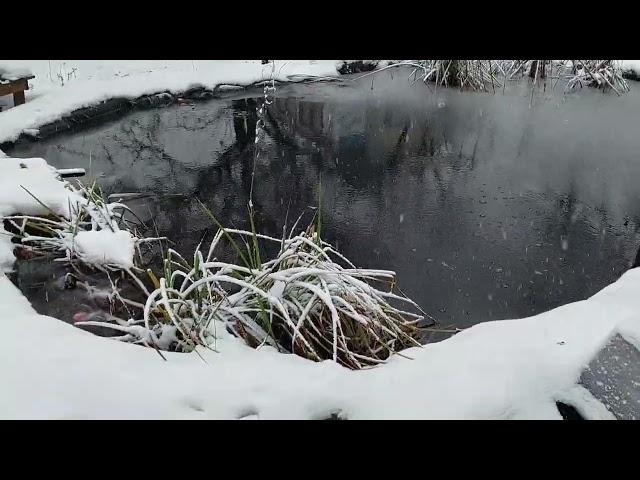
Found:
[0,75,35,106]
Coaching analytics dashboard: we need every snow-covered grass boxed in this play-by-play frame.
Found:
[84,219,425,367]
[73,230,136,269]
[362,60,503,91]
[564,60,630,95]
[363,60,634,96]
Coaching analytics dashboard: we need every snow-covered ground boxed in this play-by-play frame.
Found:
[1,60,639,419]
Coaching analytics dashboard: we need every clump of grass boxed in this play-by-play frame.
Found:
[361,60,631,97]
[358,60,503,92]
[564,60,630,95]
[84,205,428,369]
[500,60,630,95]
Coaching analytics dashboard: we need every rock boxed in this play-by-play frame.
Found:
[622,69,640,82]
[337,60,379,75]
[578,333,640,420]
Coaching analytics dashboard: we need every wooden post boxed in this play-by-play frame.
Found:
[13,90,25,106]
[0,76,34,107]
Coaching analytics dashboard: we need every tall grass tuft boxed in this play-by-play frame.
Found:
[82,204,428,368]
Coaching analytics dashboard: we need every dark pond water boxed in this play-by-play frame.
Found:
[8,70,640,335]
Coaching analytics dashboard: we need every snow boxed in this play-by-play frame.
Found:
[2,256,640,419]
[72,230,135,269]
[0,157,81,218]
[0,64,33,83]
[56,168,85,177]
[621,60,640,75]
[0,61,343,144]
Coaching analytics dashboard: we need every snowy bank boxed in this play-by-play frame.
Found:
[2,259,640,419]
[2,59,635,145]
[72,230,136,270]
[0,61,344,145]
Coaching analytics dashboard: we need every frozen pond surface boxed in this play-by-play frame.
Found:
[8,71,640,334]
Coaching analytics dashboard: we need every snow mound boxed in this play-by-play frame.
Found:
[0,157,80,218]
[622,60,640,76]
[0,65,33,83]
[0,158,83,272]
[72,230,135,269]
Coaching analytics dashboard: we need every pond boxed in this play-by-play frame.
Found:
[7,69,640,339]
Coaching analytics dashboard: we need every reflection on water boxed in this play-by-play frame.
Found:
[9,70,640,332]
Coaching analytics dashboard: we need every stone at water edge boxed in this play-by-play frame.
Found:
[578,333,640,420]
